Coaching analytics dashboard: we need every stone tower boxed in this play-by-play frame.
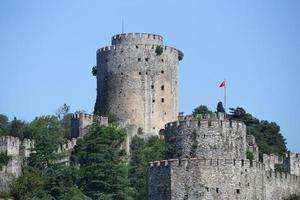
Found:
[94,33,182,136]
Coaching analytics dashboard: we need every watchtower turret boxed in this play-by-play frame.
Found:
[95,33,182,136]
[164,112,247,160]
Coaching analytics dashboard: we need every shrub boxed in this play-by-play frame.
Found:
[246,150,254,161]
[155,46,163,56]
[178,50,184,61]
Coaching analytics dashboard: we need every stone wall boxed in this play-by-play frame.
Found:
[95,32,181,136]
[148,158,266,200]
[70,112,108,138]
[247,135,259,161]
[265,171,300,200]
[0,136,21,156]
[164,113,247,160]
[284,152,300,176]
[263,154,282,172]
[148,158,300,200]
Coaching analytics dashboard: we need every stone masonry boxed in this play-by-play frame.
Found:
[94,33,182,136]
[148,113,300,200]
[164,112,247,160]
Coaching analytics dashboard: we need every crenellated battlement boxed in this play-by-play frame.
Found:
[266,170,299,182]
[149,158,265,169]
[111,32,163,46]
[97,44,179,56]
[71,112,93,120]
[70,112,108,138]
[283,151,300,176]
[165,116,245,130]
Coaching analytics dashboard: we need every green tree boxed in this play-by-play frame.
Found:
[216,101,225,113]
[0,114,10,136]
[9,117,27,139]
[71,125,133,200]
[62,187,91,200]
[43,166,80,199]
[10,167,45,200]
[229,107,287,159]
[27,116,66,169]
[0,152,10,169]
[128,136,166,200]
[192,105,211,117]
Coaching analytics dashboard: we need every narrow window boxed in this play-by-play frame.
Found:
[145,58,149,62]
[161,59,164,62]
[236,189,240,194]
[216,188,219,193]
[139,72,141,75]
[151,85,154,89]
[161,98,164,103]
[152,99,155,103]
[161,85,164,90]
[161,70,164,74]
[136,45,138,49]
[121,72,123,75]
[146,72,148,75]
[138,58,141,62]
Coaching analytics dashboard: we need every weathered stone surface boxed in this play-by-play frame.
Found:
[95,33,180,136]
[148,158,300,200]
[148,114,300,200]
[165,113,247,160]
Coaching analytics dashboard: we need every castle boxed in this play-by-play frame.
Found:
[0,33,299,199]
[147,113,300,200]
[94,33,181,136]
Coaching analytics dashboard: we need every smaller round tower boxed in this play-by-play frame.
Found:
[95,33,182,136]
[164,112,247,160]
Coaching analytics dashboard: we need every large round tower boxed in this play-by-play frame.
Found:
[95,33,182,136]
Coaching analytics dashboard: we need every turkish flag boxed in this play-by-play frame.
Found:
[219,81,225,88]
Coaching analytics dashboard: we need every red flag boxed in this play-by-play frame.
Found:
[219,80,225,88]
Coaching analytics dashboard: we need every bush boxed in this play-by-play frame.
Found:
[91,66,97,76]
[286,195,300,200]
[178,50,184,61]
[0,152,10,169]
[246,150,254,161]
[155,46,163,56]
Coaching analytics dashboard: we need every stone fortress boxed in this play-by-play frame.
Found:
[0,33,299,199]
[94,33,180,136]
[148,113,300,200]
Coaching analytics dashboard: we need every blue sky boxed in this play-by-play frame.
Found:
[0,0,299,152]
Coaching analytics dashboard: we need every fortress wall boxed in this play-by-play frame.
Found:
[0,136,21,156]
[284,152,300,177]
[265,171,300,200]
[96,35,180,136]
[165,114,247,160]
[148,158,300,200]
[148,158,266,200]
[147,160,172,200]
[247,135,259,161]
[0,172,11,192]
[263,154,282,172]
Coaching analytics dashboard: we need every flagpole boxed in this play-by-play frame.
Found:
[224,78,226,119]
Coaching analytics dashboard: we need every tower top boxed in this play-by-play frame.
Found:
[111,32,163,46]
